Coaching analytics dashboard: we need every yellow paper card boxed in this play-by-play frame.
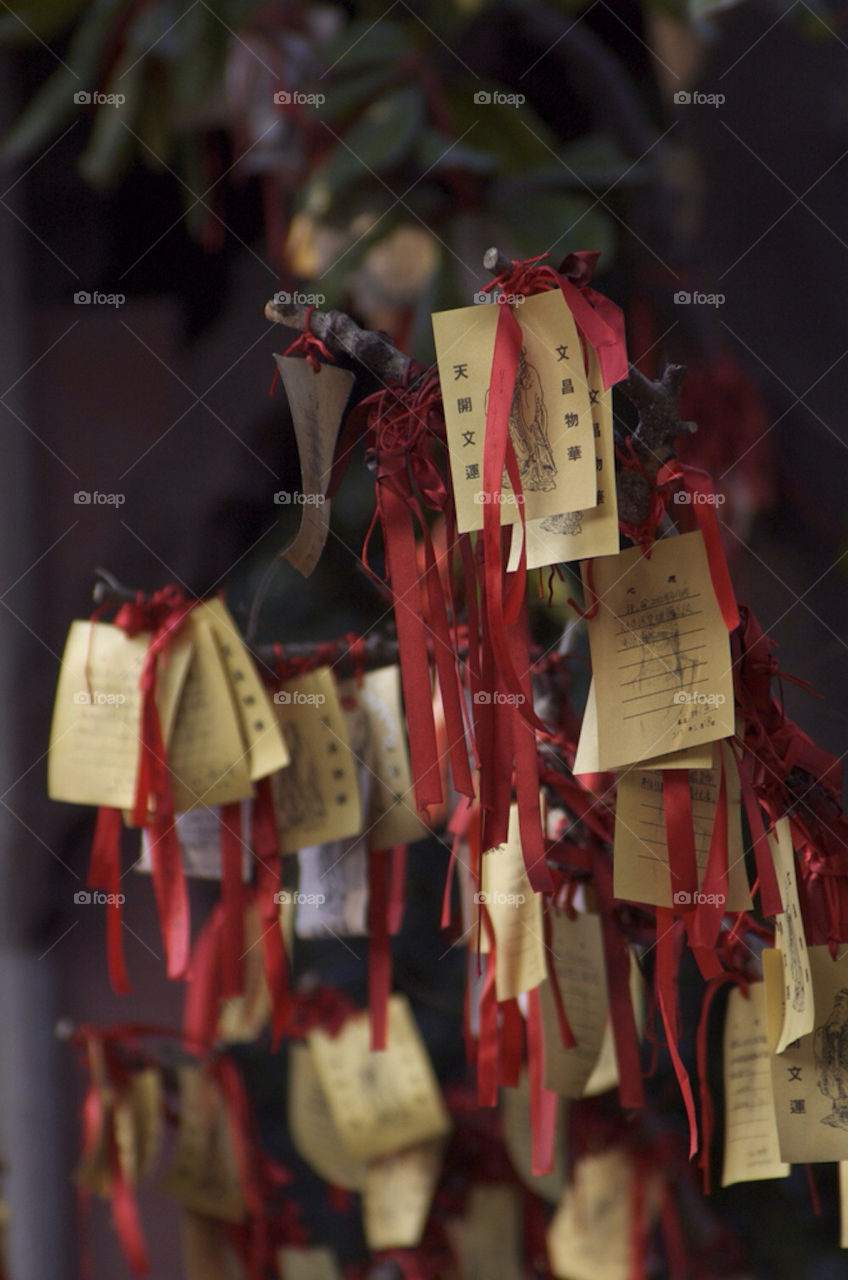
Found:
[352,665,428,849]
[433,291,596,534]
[48,620,193,809]
[721,982,789,1186]
[573,680,713,777]
[539,910,608,1097]
[277,1247,342,1280]
[306,994,451,1162]
[767,945,848,1162]
[446,1184,525,1280]
[287,1043,367,1191]
[272,668,362,852]
[840,1164,848,1248]
[217,902,271,1043]
[196,598,289,781]
[362,1138,444,1249]
[613,742,750,910]
[479,802,546,1000]
[501,1070,567,1203]
[113,1069,162,1187]
[507,343,619,568]
[547,1148,661,1280]
[585,531,734,770]
[583,948,646,1097]
[168,617,253,813]
[182,1211,244,1280]
[159,1067,245,1223]
[767,816,814,1052]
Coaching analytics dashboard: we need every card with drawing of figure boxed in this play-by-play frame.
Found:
[507,342,619,569]
[766,945,848,1162]
[432,291,596,533]
[271,668,362,853]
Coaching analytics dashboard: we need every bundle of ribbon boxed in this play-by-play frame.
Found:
[89,587,197,990]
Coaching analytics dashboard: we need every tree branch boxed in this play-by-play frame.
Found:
[265,248,698,527]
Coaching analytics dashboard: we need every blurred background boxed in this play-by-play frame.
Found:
[0,0,846,1275]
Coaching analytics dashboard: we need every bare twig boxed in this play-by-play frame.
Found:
[264,299,411,383]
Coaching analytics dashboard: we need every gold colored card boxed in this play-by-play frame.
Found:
[446,1184,525,1280]
[272,668,362,852]
[539,910,609,1097]
[501,1070,567,1203]
[217,902,271,1043]
[287,1043,367,1191]
[167,617,253,813]
[182,1211,244,1280]
[362,1138,444,1249]
[344,665,428,850]
[195,599,289,782]
[159,1066,245,1223]
[277,1247,342,1280]
[479,802,546,1000]
[767,945,848,1162]
[767,816,814,1052]
[721,982,789,1186]
[507,342,619,568]
[573,680,714,777]
[306,994,451,1163]
[547,1147,661,1280]
[433,291,596,534]
[612,742,750,910]
[585,532,734,770]
[48,619,193,809]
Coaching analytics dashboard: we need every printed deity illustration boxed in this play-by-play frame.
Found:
[540,510,583,536]
[508,348,557,492]
[814,988,848,1129]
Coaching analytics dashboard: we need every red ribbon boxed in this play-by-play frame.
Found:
[658,461,739,633]
[89,807,130,995]
[363,372,473,815]
[527,986,558,1176]
[280,305,333,371]
[654,907,698,1158]
[368,847,392,1051]
[220,802,245,999]
[109,587,197,980]
[482,250,629,390]
[589,841,645,1110]
[252,776,292,1046]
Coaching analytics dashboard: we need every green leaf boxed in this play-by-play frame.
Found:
[416,128,497,176]
[0,0,127,164]
[494,188,616,266]
[0,0,90,45]
[303,86,424,209]
[77,54,145,187]
[319,63,400,126]
[318,19,415,76]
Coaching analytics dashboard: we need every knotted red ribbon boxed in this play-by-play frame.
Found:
[280,305,334,371]
[361,370,474,816]
[91,586,197,987]
[482,250,629,390]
